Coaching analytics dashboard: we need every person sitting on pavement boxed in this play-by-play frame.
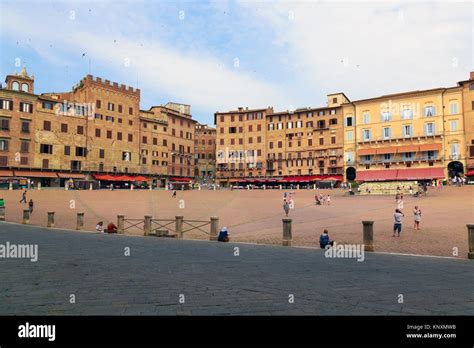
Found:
[319,229,334,249]
[96,221,104,233]
[107,222,118,234]
[217,227,230,242]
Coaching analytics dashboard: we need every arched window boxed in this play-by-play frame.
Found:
[21,83,29,92]
[12,81,19,91]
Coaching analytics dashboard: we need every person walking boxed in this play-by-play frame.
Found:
[172,189,177,198]
[393,209,404,237]
[28,199,34,214]
[19,189,27,203]
[327,194,331,205]
[283,199,290,217]
[413,206,422,230]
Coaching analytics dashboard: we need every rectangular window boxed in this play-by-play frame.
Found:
[118,105,123,113]
[403,125,413,138]
[346,131,353,141]
[77,126,84,135]
[0,139,9,151]
[287,122,292,129]
[42,102,53,110]
[0,99,12,110]
[40,144,53,154]
[75,147,87,157]
[268,123,274,131]
[450,103,458,115]
[0,119,9,131]
[330,109,336,115]
[129,107,133,115]
[64,145,70,156]
[363,129,371,141]
[329,119,337,125]
[20,102,33,113]
[450,120,458,131]
[20,157,28,165]
[96,100,101,108]
[117,132,123,141]
[20,141,29,153]
[404,152,413,160]
[277,123,283,130]
[153,138,157,145]
[363,113,370,124]
[331,136,336,144]
[319,138,324,145]
[401,108,412,120]
[95,129,101,137]
[108,102,114,111]
[61,123,68,133]
[122,152,131,161]
[42,159,49,169]
[20,121,29,133]
[43,121,51,131]
[99,149,105,159]
[107,130,112,139]
[424,123,435,136]
[382,127,391,140]
[451,143,459,158]
[308,138,313,146]
[128,134,133,142]
[424,106,436,117]
[345,116,353,127]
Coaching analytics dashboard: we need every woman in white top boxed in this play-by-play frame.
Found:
[413,206,422,230]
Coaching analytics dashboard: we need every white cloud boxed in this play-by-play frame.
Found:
[237,0,473,102]
[0,1,290,118]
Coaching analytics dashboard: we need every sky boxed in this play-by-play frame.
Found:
[0,0,472,125]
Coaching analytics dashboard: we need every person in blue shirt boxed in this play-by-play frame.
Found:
[319,229,334,249]
[218,227,230,242]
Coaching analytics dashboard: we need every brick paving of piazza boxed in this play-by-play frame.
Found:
[1,223,473,315]
[0,185,473,258]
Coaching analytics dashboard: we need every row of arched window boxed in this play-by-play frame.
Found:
[11,81,29,92]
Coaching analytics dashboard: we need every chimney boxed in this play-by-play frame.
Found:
[238,107,243,111]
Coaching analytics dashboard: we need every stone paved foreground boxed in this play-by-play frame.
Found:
[0,223,473,315]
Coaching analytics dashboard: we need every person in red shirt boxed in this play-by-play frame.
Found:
[107,222,118,233]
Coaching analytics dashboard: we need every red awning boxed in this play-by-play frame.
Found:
[396,168,445,180]
[169,177,192,182]
[57,173,86,179]
[466,170,474,176]
[0,170,14,177]
[93,174,149,182]
[357,168,445,182]
[356,170,399,182]
[14,170,58,178]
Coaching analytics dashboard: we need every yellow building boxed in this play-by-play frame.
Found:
[342,82,467,183]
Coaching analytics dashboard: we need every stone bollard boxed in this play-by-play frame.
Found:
[76,212,84,230]
[131,184,134,191]
[144,215,152,236]
[149,184,152,191]
[37,182,42,190]
[282,218,292,246]
[279,184,282,190]
[467,224,474,259]
[117,215,124,233]
[23,209,30,224]
[65,184,69,191]
[0,206,5,221]
[313,184,316,190]
[175,215,184,239]
[263,185,266,190]
[362,221,374,251]
[47,212,55,227]
[198,185,201,191]
[89,183,93,190]
[8,182,13,190]
[210,216,219,241]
